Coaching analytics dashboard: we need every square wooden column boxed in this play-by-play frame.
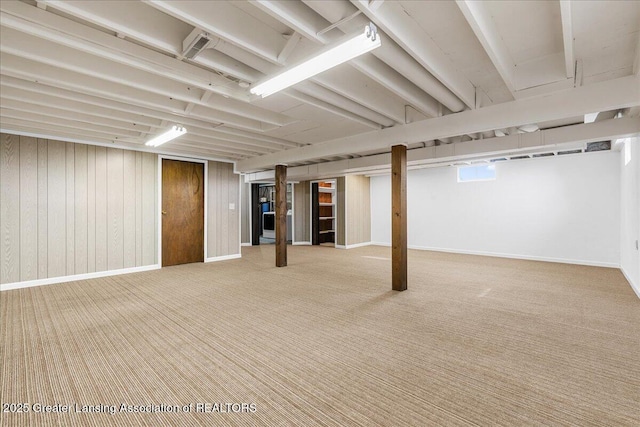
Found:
[391,144,407,291]
[275,164,287,267]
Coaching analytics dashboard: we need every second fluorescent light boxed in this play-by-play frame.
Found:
[250,23,382,98]
[145,125,187,147]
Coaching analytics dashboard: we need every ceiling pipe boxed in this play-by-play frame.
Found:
[303,0,466,112]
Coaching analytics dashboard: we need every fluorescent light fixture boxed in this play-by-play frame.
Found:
[584,112,598,123]
[250,23,381,98]
[145,125,187,147]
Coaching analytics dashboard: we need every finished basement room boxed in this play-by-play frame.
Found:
[1,0,639,426]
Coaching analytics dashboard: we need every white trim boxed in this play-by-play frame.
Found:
[621,266,640,299]
[0,265,160,291]
[369,242,619,268]
[336,242,373,249]
[158,155,208,266]
[205,254,241,263]
[247,181,253,246]
[293,241,312,246]
[237,171,242,254]
[346,242,373,249]
[291,181,296,245]
[344,175,349,247]
[241,242,253,247]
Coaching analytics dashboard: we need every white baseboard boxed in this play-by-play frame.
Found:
[621,266,640,299]
[205,254,241,263]
[335,244,346,249]
[241,242,252,247]
[0,264,161,292]
[345,242,373,249]
[293,241,311,246]
[368,242,619,268]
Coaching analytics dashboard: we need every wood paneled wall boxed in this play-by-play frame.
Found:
[207,161,240,258]
[294,181,310,243]
[346,175,371,246]
[0,133,157,284]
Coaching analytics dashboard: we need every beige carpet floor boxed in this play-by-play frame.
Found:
[1,245,639,426]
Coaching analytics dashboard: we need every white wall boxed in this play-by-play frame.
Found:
[620,138,640,296]
[371,151,621,267]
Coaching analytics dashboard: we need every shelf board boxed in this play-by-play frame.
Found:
[319,188,335,193]
[319,230,335,234]
[319,216,335,220]
[319,203,335,206]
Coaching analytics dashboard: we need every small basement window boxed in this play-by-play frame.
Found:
[458,164,496,182]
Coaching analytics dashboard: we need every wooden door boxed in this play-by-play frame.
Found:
[162,159,204,266]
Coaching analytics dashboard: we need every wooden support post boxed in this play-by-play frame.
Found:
[275,164,287,267]
[391,144,407,291]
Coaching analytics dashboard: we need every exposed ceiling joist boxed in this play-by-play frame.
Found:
[455,0,517,97]
[559,0,575,79]
[284,90,381,130]
[236,74,640,171]
[0,75,300,150]
[244,116,639,181]
[250,0,442,117]
[0,1,248,100]
[352,0,476,109]
[146,0,286,64]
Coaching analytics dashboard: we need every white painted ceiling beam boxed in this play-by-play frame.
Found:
[1,75,301,150]
[1,2,248,100]
[145,0,287,64]
[559,1,575,79]
[455,0,517,97]
[43,0,187,55]
[253,0,442,117]
[250,0,337,43]
[300,0,463,113]
[0,111,146,140]
[237,74,640,171]
[244,117,640,180]
[0,22,293,127]
[38,2,400,131]
[240,3,415,124]
[313,68,406,124]
[352,0,476,109]
[0,53,273,133]
[350,55,440,118]
[193,49,262,83]
[285,90,381,130]
[634,30,640,76]
[1,125,242,162]
[164,136,273,156]
[0,84,162,129]
[295,82,395,127]
[0,108,263,158]
[0,99,153,135]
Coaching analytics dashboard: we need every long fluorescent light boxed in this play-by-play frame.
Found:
[250,23,381,98]
[145,125,187,147]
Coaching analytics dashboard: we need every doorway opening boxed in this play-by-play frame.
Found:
[251,183,292,245]
[312,180,336,247]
